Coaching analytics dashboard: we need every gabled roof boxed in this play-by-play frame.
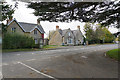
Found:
[62,29,68,36]
[7,18,45,33]
[57,28,83,38]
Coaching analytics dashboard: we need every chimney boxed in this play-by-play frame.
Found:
[37,19,40,25]
[77,26,80,29]
[56,25,59,31]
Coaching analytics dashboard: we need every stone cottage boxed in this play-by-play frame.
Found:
[7,18,45,44]
[49,25,84,45]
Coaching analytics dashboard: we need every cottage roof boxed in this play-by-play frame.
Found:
[57,28,84,38]
[19,22,45,33]
[8,18,45,33]
[62,29,68,36]
[58,29,62,35]
[72,30,77,35]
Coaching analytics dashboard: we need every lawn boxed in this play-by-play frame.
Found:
[106,48,120,60]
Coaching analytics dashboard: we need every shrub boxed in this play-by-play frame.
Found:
[2,33,35,49]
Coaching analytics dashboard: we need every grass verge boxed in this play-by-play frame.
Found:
[2,48,41,53]
[43,45,63,49]
[3,45,64,53]
[106,48,119,61]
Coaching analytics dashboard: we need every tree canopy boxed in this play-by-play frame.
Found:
[27,1,120,28]
[84,23,114,44]
[1,2,18,21]
[0,2,18,33]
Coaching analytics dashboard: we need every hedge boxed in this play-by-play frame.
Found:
[2,33,36,49]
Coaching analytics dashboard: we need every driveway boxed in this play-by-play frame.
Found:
[2,44,118,79]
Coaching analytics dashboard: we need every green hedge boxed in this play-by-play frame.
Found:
[2,33,36,49]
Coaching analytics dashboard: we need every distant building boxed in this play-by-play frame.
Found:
[7,18,45,44]
[49,25,84,46]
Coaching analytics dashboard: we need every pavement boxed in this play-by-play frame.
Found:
[1,44,119,79]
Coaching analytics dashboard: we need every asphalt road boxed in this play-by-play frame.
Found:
[2,44,118,79]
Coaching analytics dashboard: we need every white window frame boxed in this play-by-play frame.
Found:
[34,39,38,44]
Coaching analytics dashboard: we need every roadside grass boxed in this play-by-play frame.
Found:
[2,48,41,53]
[2,45,64,53]
[106,48,120,61]
[43,45,63,49]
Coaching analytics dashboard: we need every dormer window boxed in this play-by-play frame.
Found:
[11,27,16,33]
[34,30,37,34]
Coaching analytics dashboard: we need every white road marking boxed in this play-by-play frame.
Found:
[2,63,9,66]
[54,56,59,58]
[74,49,79,50]
[32,53,34,54]
[12,61,19,64]
[0,72,3,80]
[26,59,36,62]
[56,50,62,52]
[17,54,20,55]
[81,48,84,49]
[81,56,87,59]
[18,62,58,80]
[66,49,70,51]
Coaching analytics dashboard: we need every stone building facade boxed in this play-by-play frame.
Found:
[49,25,84,46]
[7,18,45,44]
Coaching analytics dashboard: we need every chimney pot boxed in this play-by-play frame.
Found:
[56,25,59,31]
[77,26,80,29]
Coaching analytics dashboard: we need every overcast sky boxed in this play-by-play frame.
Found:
[6,0,118,38]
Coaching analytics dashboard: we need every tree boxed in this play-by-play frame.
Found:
[0,2,18,33]
[83,23,96,44]
[27,1,120,28]
[95,24,105,41]
[102,27,114,43]
[84,23,114,44]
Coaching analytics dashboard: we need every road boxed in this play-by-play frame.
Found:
[2,44,118,79]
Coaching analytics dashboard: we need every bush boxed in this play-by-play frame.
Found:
[2,33,35,49]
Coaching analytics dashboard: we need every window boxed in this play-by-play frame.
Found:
[11,28,16,33]
[67,38,73,44]
[34,30,37,34]
[68,32,70,36]
[34,39,38,44]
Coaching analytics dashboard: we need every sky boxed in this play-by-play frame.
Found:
[6,0,118,38]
